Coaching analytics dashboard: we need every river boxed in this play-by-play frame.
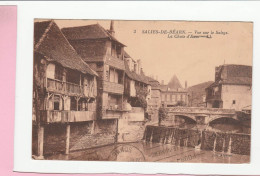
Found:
[46,141,249,163]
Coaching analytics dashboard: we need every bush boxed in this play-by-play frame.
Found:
[158,107,167,125]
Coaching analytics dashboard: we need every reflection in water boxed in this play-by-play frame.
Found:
[46,141,249,163]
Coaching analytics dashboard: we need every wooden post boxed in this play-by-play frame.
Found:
[121,71,125,110]
[76,97,80,111]
[65,124,70,155]
[115,119,119,143]
[37,125,44,159]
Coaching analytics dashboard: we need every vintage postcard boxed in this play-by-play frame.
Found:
[32,19,252,164]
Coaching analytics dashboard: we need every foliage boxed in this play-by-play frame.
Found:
[129,84,149,109]
[129,96,147,109]
[175,100,187,106]
[158,107,167,125]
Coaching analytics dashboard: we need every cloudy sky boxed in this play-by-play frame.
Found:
[53,20,253,87]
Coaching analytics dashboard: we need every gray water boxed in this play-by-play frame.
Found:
[46,141,250,163]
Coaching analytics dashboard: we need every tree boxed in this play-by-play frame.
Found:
[158,107,167,126]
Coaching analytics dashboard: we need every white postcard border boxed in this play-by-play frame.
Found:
[7,1,260,175]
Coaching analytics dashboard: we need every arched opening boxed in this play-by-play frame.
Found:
[209,117,242,133]
[174,115,197,129]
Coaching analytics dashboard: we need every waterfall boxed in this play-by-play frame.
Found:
[213,135,217,153]
[228,136,232,154]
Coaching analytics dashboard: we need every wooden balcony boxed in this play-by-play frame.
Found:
[46,78,84,96]
[105,55,125,70]
[206,91,221,101]
[103,81,124,94]
[40,110,96,123]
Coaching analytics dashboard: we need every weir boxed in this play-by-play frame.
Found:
[143,125,250,155]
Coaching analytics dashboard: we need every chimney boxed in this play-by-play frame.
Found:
[185,81,187,89]
[134,63,137,73]
[137,59,142,74]
[109,20,115,37]
[155,75,158,81]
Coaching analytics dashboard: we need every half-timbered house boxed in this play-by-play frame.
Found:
[33,20,98,158]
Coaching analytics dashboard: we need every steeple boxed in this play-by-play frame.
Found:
[109,20,115,37]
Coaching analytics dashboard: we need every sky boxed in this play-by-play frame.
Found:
[52,19,253,87]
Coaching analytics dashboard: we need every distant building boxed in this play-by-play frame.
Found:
[146,76,161,123]
[146,76,161,110]
[159,75,188,107]
[187,81,214,107]
[160,86,188,107]
[205,64,252,110]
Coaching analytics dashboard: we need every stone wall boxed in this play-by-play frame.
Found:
[32,119,117,156]
[118,120,146,142]
[222,84,252,111]
[44,123,67,155]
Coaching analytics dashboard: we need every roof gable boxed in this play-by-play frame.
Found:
[61,23,125,46]
[124,60,149,85]
[34,20,97,76]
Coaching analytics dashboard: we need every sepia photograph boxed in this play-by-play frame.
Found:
[32,19,252,163]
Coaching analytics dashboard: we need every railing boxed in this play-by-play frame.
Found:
[66,81,82,95]
[40,110,95,123]
[47,78,64,92]
[103,81,124,94]
[206,91,221,101]
[105,55,125,70]
[46,78,84,96]
[166,107,236,114]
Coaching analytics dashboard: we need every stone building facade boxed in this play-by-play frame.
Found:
[160,85,188,108]
[206,64,252,111]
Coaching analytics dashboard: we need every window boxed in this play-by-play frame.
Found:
[161,94,165,101]
[71,97,77,111]
[111,43,116,57]
[55,65,63,81]
[116,46,122,59]
[67,69,80,84]
[53,95,60,110]
[233,100,236,104]
[172,94,176,102]
[167,94,170,101]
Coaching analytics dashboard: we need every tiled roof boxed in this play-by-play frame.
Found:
[34,20,98,76]
[146,76,161,88]
[225,64,252,78]
[34,20,51,46]
[206,64,252,89]
[159,85,187,93]
[124,51,131,58]
[124,60,149,85]
[160,85,169,92]
[61,23,126,46]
